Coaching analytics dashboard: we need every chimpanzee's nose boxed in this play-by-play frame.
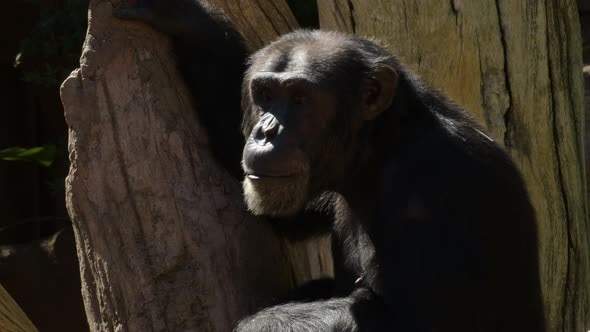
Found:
[254,114,280,145]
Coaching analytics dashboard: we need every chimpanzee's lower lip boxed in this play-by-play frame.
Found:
[246,174,296,180]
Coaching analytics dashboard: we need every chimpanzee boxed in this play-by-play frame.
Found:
[115,1,545,331]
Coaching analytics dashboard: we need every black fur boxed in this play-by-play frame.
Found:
[114,1,545,331]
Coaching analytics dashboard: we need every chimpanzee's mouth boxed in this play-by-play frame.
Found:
[246,173,296,180]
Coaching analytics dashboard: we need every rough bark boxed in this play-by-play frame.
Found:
[208,0,298,50]
[0,283,38,332]
[318,0,590,330]
[586,67,590,212]
[61,1,331,331]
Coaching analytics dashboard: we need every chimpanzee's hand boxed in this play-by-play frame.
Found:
[113,0,209,33]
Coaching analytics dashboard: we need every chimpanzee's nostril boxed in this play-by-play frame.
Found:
[254,115,280,145]
[262,117,279,140]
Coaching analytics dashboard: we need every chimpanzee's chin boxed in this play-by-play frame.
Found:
[242,176,309,217]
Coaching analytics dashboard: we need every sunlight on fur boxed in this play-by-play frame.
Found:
[242,176,309,217]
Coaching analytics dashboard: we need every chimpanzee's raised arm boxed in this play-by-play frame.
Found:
[114,0,248,178]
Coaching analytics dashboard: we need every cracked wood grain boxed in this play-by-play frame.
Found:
[61,1,331,331]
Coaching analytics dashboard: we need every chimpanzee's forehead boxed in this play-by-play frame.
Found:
[249,32,367,84]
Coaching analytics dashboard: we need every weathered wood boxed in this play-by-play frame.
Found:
[209,0,299,50]
[319,0,589,330]
[586,67,590,212]
[61,0,331,331]
[0,283,38,332]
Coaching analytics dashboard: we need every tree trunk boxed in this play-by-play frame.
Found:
[60,1,331,331]
[0,283,38,332]
[318,0,589,330]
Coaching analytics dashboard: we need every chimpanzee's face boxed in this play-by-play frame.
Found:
[241,31,397,217]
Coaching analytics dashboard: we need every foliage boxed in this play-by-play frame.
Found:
[0,145,57,167]
[14,0,88,86]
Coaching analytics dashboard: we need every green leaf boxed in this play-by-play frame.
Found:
[13,52,22,68]
[0,145,57,167]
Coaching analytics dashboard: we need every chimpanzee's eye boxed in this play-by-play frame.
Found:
[292,93,307,105]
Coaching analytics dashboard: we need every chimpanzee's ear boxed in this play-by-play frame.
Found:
[361,65,398,120]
